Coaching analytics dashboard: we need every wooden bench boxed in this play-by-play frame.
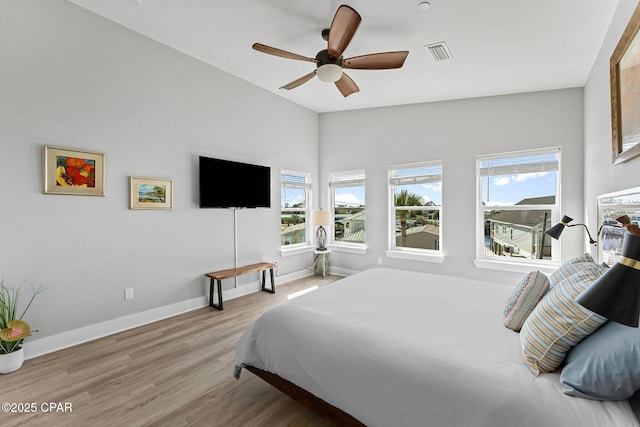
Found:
[205,262,276,310]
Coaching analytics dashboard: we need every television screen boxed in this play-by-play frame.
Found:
[199,156,271,208]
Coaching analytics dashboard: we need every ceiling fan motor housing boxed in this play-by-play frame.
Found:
[315,49,343,67]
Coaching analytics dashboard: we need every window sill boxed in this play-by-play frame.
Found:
[328,243,367,255]
[280,245,315,257]
[473,258,559,274]
[386,250,444,264]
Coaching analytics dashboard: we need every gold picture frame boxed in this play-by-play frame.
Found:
[610,2,640,165]
[130,177,173,210]
[44,145,105,196]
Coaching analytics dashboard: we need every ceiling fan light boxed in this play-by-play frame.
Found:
[316,64,343,83]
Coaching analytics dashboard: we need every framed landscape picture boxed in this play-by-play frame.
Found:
[130,177,173,210]
[44,145,105,196]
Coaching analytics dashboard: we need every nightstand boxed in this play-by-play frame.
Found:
[313,250,331,278]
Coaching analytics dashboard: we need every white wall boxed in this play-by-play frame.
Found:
[584,0,640,231]
[0,0,318,346]
[320,88,587,285]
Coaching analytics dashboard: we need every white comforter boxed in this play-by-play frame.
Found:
[234,268,639,427]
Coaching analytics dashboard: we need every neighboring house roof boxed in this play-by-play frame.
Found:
[342,230,366,242]
[336,211,366,223]
[487,196,554,227]
[399,224,439,237]
[515,196,555,205]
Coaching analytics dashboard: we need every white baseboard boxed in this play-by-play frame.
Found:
[24,269,313,360]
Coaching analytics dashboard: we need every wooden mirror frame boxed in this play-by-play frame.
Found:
[610,2,640,165]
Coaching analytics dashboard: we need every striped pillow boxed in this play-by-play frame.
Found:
[548,253,606,287]
[503,271,549,332]
[520,270,607,375]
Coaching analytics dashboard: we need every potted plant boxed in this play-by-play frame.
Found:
[0,277,43,374]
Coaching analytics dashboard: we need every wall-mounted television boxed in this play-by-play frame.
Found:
[199,156,271,208]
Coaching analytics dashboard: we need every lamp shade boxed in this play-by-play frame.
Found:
[312,209,331,226]
[316,64,343,83]
[545,215,573,240]
[575,231,640,327]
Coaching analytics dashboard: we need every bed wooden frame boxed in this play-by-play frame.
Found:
[245,365,366,427]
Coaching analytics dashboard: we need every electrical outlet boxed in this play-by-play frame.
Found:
[124,288,134,300]
[378,257,383,265]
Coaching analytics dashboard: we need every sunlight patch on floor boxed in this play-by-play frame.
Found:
[287,285,319,300]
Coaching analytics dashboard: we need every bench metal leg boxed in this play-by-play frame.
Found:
[261,268,276,293]
[210,278,223,310]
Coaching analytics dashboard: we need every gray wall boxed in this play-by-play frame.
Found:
[320,88,587,284]
[0,0,318,340]
[1,0,609,353]
[584,0,640,232]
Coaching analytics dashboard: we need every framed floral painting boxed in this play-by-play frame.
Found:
[130,177,173,210]
[43,146,105,196]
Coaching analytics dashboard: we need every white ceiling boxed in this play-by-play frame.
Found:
[67,0,619,113]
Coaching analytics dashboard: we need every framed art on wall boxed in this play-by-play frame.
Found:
[130,177,173,210]
[610,2,640,165]
[44,145,105,196]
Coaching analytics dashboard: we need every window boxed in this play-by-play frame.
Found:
[388,161,442,258]
[329,170,365,247]
[477,148,560,266]
[281,170,311,248]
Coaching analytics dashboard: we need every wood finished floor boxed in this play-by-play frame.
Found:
[0,274,343,427]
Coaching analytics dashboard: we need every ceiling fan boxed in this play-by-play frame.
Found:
[252,4,409,97]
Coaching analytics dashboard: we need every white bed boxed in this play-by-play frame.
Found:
[234,268,639,427]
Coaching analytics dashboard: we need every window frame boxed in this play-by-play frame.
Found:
[280,169,313,254]
[386,160,444,263]
[328,169,367,254]
[474,147,561,273]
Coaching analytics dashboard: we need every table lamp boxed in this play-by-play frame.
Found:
[312,209,331,251]
[545,215,596,244]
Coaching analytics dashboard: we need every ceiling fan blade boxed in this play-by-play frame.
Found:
[327,5,361,59]
[252,43,316,63]
[343,51,409,70]
[334,73,359,97]
[280,71,317,90]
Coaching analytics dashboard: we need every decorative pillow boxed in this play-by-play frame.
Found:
[548,253,606,287]
[520,269,607,375]
[561,320,640,400]
[503,271,550,332]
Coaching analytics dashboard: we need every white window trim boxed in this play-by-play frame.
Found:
[387,160,444,262]
[329,169,366,252]
[280,169,313,253]
[475,147,561,271]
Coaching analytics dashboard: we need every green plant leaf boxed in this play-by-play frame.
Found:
[0,320,31,342]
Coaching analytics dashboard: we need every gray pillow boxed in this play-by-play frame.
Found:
[560,320,640,400]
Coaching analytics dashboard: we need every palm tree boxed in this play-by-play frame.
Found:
[395,190,423,247]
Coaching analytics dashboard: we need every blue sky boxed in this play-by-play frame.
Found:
[282,172,555,207]
[482,172,556,206]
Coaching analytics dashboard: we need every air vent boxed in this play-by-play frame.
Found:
[424,42,453,61]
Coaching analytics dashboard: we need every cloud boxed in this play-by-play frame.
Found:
[421,182,442,193]
[335,193,363,206]
[513,171,549,182]
[493,176,511,186]
[493,172,550,186]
